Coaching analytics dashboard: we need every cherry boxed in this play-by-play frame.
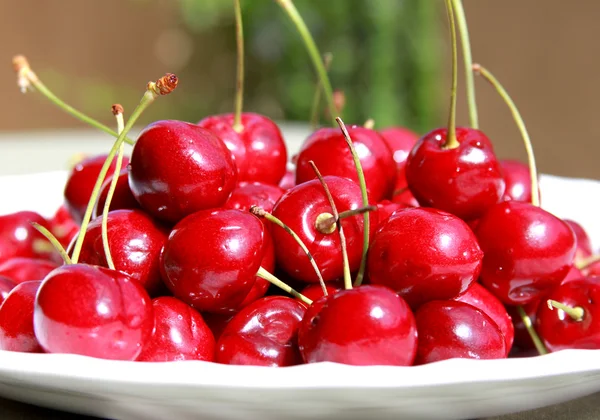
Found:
[0,211,57,264]
[453,282,514,355]
[298,282,340,307]
[49,204,79,249]
[216,296,305,366]
[506,301,540,354]
[224,181,285,215]
[92,169,140,219]
[0,280,43,353]
[34,264,153,360]
[161,209,267,314]
[475,201,576,305]
[564,219,593,264]
[367,207,482,309]
[76,209,169,296]
[278,165,296,191]
[0,257,59,285]
[391,171,419,208]
[375,199,410,229]
[415,300,506,364]
[271,176,377,283]
[0,275,16,306]
[128,120,237,224]
[537,277,600,352]
[202,313,235,342]
[237,228,275,308]
[64,154,128,223]
[137,296,215,362]
[379,126,419,172]
[500,159,537,203]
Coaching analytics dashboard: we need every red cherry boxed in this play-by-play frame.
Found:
[137,296,215,362]
[237,229,275,308]
[415,300,506,364]
[367,208,482,309]
[453,282,514,355]
[34,264,153,360]
[564,219,593,263]
[500,159,537,203]
[92,169,140,219]
[216,296,305,366]
[0,281,43,353]
[563,265,586,284]
[0,257,59,284]
[49,205,79,249]
[295,126,396,201]
[64,154,129,223]
[129,120,237,224]
[76,210,169,296]
[202,313,235,342]
[391,171,419,208]
[278,166,296,191]
[375,199,410,229]
[271,176,377,283]
[0,211,56,263]
[405,127,505,221]
[537,277,600,351]
[475,201,576,305]
[0,275,16,306]
[298,285,417,366]
[198,113,287,185]
[379,126,419,171]
[224,181,284,214]
[298,282,340,307]
[161,209,266,314]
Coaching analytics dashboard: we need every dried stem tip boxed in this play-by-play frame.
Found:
[111,104,124,116]
[250,205,267,218]
[148,73,178,96]
[12,55,30,73]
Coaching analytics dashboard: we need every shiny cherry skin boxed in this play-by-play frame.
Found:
[298,285,417,366]
[0,211,56,263]
[0,281,43,352]
[129,120,237,224]
[415,300,506,364]
[237,229,275,308]
[34,264,153,360]
[500,159,537,203]
[278,165,296,191]
[391,171,420,207]
[216,296,306,366]
[271,176,377,283]
[76,210,169,296]
[49,205,79,249]
[0,257,59,284]
[0,275,16,306]
[564,220,593,264]
[375,199,411,229]
[475,201,576,305]
[295,126,397,201]
[225,181,285,214]
[379,126,419,172]
[64,154,128,223]
[137,296,215,362]
[453,282,514,355]
[92,169,140,219]
[367,207,482,309]
[198,113,287,185]
[405,127,505,221]
[161,209,266,314]
[298,282,340,308]
[537,277,600,352]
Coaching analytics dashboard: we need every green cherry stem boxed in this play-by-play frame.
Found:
[309,52,333,131]
[452,0,478,129]
[71,74,179,264]
[443,0,459,149]
[12,55,135,146]
[473,63,540,207]
[233,0,245,133]
[256,266,313,306]
[516,305,548,355]
[315,205,377,234]
[275,0,337,126]
[547,299,585,322]
[576,254,600,270]
[30,222,72,265]
[335,117,369,287]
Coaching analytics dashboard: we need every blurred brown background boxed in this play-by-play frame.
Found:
[0,0,598,179]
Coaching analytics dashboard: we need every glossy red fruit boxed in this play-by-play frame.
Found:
[295,126,396,201]
[298,282,340,308]
[375,200,410,229]
[0,211,56,264]
[271,176,377,283]
[537,277,600,352]
[237,229,275,308]
[225,182,285,214]
[405,127,505,221]
[129,120,237,224]
[49,205,79,249]
[367,208,482,309]
[0,281,43,352]
[454,282,514,355]
[564,220,593,264]
[379,126,419,172]
[198,113,287,185]
[216,296,306,366]
[64,154,128,223]
[161,209,266,314]
[34,264,153,360]
[77,210,168,296]
[298,285,417,366]
[391,171,419,208]
[0,257,59,284]
[202,313,235,342]
[415,300,506,364]
[93,169,140,219]
[137,296,215,362]
[475,201,576,305]
[0,275,16,306]
[278,166,296,191]
[500,159,537,203]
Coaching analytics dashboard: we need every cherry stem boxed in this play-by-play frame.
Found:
[452,0,478,129]
[309,161,352,290]
[256,266,313,306]
[101,105,126,270]
[577,254,600,270]
[275,0,337,126]
[363,119,375,130]
[315,206,377,233]
[516,305,548,355]
[70,74,178,264]
[233,0,244,133]
[12,56,135,146]
[309,52,333,131]
[443,0,459,149]
[30,222,72,265]
[473,63,540,207]
[250,206,328,296]
[336,117,370,287]
[547,299,585,322]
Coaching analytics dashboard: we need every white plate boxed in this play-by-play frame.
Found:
[0,167,599,420]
